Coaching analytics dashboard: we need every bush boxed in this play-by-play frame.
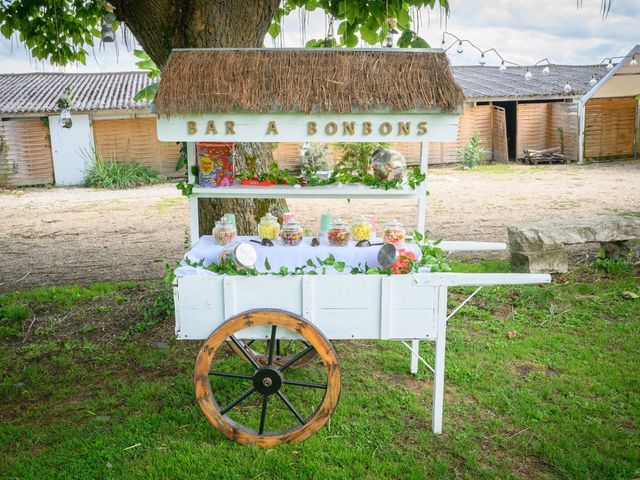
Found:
[457,131,485,169]
[334,142,391,177]
[85,155,161,189]
[299,143,329,176]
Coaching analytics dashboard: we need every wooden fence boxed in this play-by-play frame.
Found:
[0,118,54,186]
[516,102,578,161]
[93,117,182,178]
[584,97,637,159]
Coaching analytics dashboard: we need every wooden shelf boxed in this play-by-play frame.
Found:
[191,183,425,199]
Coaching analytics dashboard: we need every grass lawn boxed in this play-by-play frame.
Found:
[0,261,638,479]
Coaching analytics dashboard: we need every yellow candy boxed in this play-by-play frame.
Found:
[258,223,280,240]
[351,222,372,241]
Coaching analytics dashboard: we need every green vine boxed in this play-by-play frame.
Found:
[165,231,449,283]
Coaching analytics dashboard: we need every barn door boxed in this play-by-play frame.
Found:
[492,106,509,163]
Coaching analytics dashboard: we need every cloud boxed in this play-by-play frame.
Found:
[0,0,637,73]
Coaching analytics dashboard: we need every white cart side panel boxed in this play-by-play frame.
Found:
[174,275,439,340]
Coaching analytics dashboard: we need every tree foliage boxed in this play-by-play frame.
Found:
[1,0,448,68]
[0,0,107,66]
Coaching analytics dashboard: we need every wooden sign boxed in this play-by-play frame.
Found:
[157,112,460,143]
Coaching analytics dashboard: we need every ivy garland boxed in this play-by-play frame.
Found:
[177,162,427,197]
[165,231,449,284]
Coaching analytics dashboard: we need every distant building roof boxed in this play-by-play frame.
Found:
[0,71,154,114]
[0,63,612,115]
[453,64,609,101]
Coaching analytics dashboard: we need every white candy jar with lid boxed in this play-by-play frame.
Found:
[258,212,280,240]
[212,217,237,245]
[218,242,257,269]
[280,218,304,246]
[383,219,405,245]
[351,215,373,242]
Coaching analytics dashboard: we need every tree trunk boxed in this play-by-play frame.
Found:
[111,0,287,235]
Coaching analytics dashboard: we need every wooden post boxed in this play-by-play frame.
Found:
[187,142,199,246]
[432,286,448,434]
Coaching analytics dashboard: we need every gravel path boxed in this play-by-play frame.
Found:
[1,161,638,292]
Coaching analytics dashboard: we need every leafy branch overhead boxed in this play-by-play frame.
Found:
[132,49,160,102]
[269,0,447,48]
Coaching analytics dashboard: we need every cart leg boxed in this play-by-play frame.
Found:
[432,334,446,434]
[410,340,420,374]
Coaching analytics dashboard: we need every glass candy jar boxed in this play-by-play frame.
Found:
[351,215,373,242]
[218,242,257,269]
[328,219,350,246]
[280,218,304,246]
[212,217,237,245]
[370,148,407,182]
[383,219,405,245]
[258,212,280,240]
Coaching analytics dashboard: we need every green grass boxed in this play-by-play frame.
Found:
[0,264,638,479]
[85,158,162,189]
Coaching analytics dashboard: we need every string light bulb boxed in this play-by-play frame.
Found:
[563,82,572,94]
[525,68,532,80]
[630,55,638,66]
[327,18,335,41]
[441,38,446,48]
[479,53,486,66]
[606,59,614,70]
[456,41,463,54]
[542,65,550,75]
[499,60,507,72]
[589,75,597,86]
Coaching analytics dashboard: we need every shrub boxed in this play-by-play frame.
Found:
[334,142,391,177]
[593,251,631,274]
[299,143,329,176]
[457,131,485,169]
[84,149,161,189]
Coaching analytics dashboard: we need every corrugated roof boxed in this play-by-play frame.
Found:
[453,64,609,100]
[0,63,611,114]
[0,72,154,114]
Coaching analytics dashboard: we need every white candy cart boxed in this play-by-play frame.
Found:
[156,48,551,447]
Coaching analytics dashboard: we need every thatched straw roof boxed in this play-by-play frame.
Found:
[155,48,464,115]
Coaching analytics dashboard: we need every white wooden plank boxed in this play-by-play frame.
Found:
[438,241,507,252]
[432,286,448,434]
[413,272,551,287]
[191,184,425,200]
[380,277,391,339]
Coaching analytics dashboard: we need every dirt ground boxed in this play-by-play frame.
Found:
[1,160,639,292]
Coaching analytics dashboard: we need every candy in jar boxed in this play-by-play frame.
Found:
[370,148,407,182]
[351,215,373,242]
[280,218,304,246]
[383,219,405,245]
[328,219,350,246]
[212,217,237,245]
[218,242,257,269]
[258,212,280,240]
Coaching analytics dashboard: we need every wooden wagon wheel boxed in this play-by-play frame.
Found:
[194,309,340,446]
[226,338,319,368]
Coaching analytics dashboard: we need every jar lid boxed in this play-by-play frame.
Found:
[377,243,398,268]
[384,219,404,229]
[353,215,371,225]
[332,218,348,228]
[215,217,235,231]
[283,218,301,228]
[259,212,279,224]
[233,242,257,268]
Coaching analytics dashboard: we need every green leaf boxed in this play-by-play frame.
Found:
[410,36,430,49]
[268,22,281,39]
[132,83,158,102]
[334,261,346,273]
[279,266,289,276]
[264,258,272,271]
[306,259,316,268]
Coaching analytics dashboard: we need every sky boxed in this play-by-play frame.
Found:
[0,0,638,73]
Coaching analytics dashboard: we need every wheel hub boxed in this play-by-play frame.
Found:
[253,366,283,395]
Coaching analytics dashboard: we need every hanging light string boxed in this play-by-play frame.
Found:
[440,31,638,93]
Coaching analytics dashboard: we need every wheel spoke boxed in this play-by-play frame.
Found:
[267,325,277,365]
[278,345,315,372]
[209,371,253,380]
[282,379,327,389]
[258,395,268,434]
[220,386,256,416]
[229,335,261,370]
[277,391,306,425]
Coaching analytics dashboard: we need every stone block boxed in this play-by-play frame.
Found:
[510,248,568,273]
